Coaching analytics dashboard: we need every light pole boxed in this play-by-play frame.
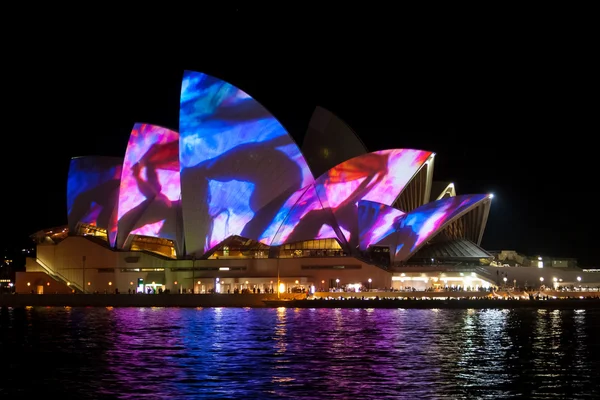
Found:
[277,256,280,299]
[539,276,544,289]
[191,255,196,294]
[503,277,507,287]
[336,278,340,290]
[368,278,372,291]
[82,255,86,294]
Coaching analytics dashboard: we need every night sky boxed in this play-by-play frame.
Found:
[2,36,594,265]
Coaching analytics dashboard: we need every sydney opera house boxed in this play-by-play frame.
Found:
[20,71,496,295]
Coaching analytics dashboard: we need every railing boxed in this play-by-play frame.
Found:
[475,267,494,277]
[35,258,83,293]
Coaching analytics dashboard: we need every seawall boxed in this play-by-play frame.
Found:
[2,293,600,309]
[0,293,306,308]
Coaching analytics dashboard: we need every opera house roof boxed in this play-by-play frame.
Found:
[64,71,493,263]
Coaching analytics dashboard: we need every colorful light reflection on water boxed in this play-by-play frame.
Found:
[0,307,598,398]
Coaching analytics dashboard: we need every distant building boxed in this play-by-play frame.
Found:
[489,250,578,269]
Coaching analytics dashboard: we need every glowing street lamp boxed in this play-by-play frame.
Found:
[336,278,340,289]
[368,278,372,291]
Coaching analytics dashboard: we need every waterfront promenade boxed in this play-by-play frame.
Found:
[1,290,599,309]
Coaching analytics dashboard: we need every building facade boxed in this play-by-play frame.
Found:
[19,70,501,294]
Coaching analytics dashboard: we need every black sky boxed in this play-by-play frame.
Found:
[1,17,595,265]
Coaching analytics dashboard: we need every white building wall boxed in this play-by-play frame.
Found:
[36,236,393,294]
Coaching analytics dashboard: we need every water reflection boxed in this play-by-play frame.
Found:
[1,307,599,398]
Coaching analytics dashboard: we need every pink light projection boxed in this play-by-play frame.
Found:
[314,149,432,247]
[116,123,182,251]
[394,194,490,262]
[357,200,406,251]
[179,71,313,256]
[263,185,340,246]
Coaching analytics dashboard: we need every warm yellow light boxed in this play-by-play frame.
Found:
[152,281,156,285]
[278,283,285,293]
[27,282,30,286]
[87,282,91,285]
[295,280,299,284]
[46,282,50,286]
[174,281,178,285]
[197,281,201,285]
[67,282,71,286]
[108,282,112,286]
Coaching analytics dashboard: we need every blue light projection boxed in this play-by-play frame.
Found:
[394,194,489,261]
[357,200,406,251]
[263,184,341,246]
[179,71,313,256]
[66,156,123,245]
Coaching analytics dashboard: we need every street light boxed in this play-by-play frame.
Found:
[368,278,372,291]
[577,276,581,283]
[335,278,340,290]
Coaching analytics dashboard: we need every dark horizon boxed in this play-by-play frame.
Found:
[2,59,594,265]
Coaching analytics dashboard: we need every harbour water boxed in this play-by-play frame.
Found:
[1,306,599,399]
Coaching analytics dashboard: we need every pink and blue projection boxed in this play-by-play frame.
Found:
[117,123,181,248]
[66,156,122,245]
[357,200,406,250]
[314,149,432,247]
[179,71,313,255]
[260,185,341,246]
[394,194,489,261]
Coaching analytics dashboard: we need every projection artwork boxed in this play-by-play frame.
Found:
[394,194,489,261]
[179,71,313,255]
[357,200,406,251]
[313,149,432,247]
[261,184,342,246]
[116,123,181,249]
[66,156,123,245]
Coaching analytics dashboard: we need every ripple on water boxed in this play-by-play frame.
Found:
[0,307,599,399]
